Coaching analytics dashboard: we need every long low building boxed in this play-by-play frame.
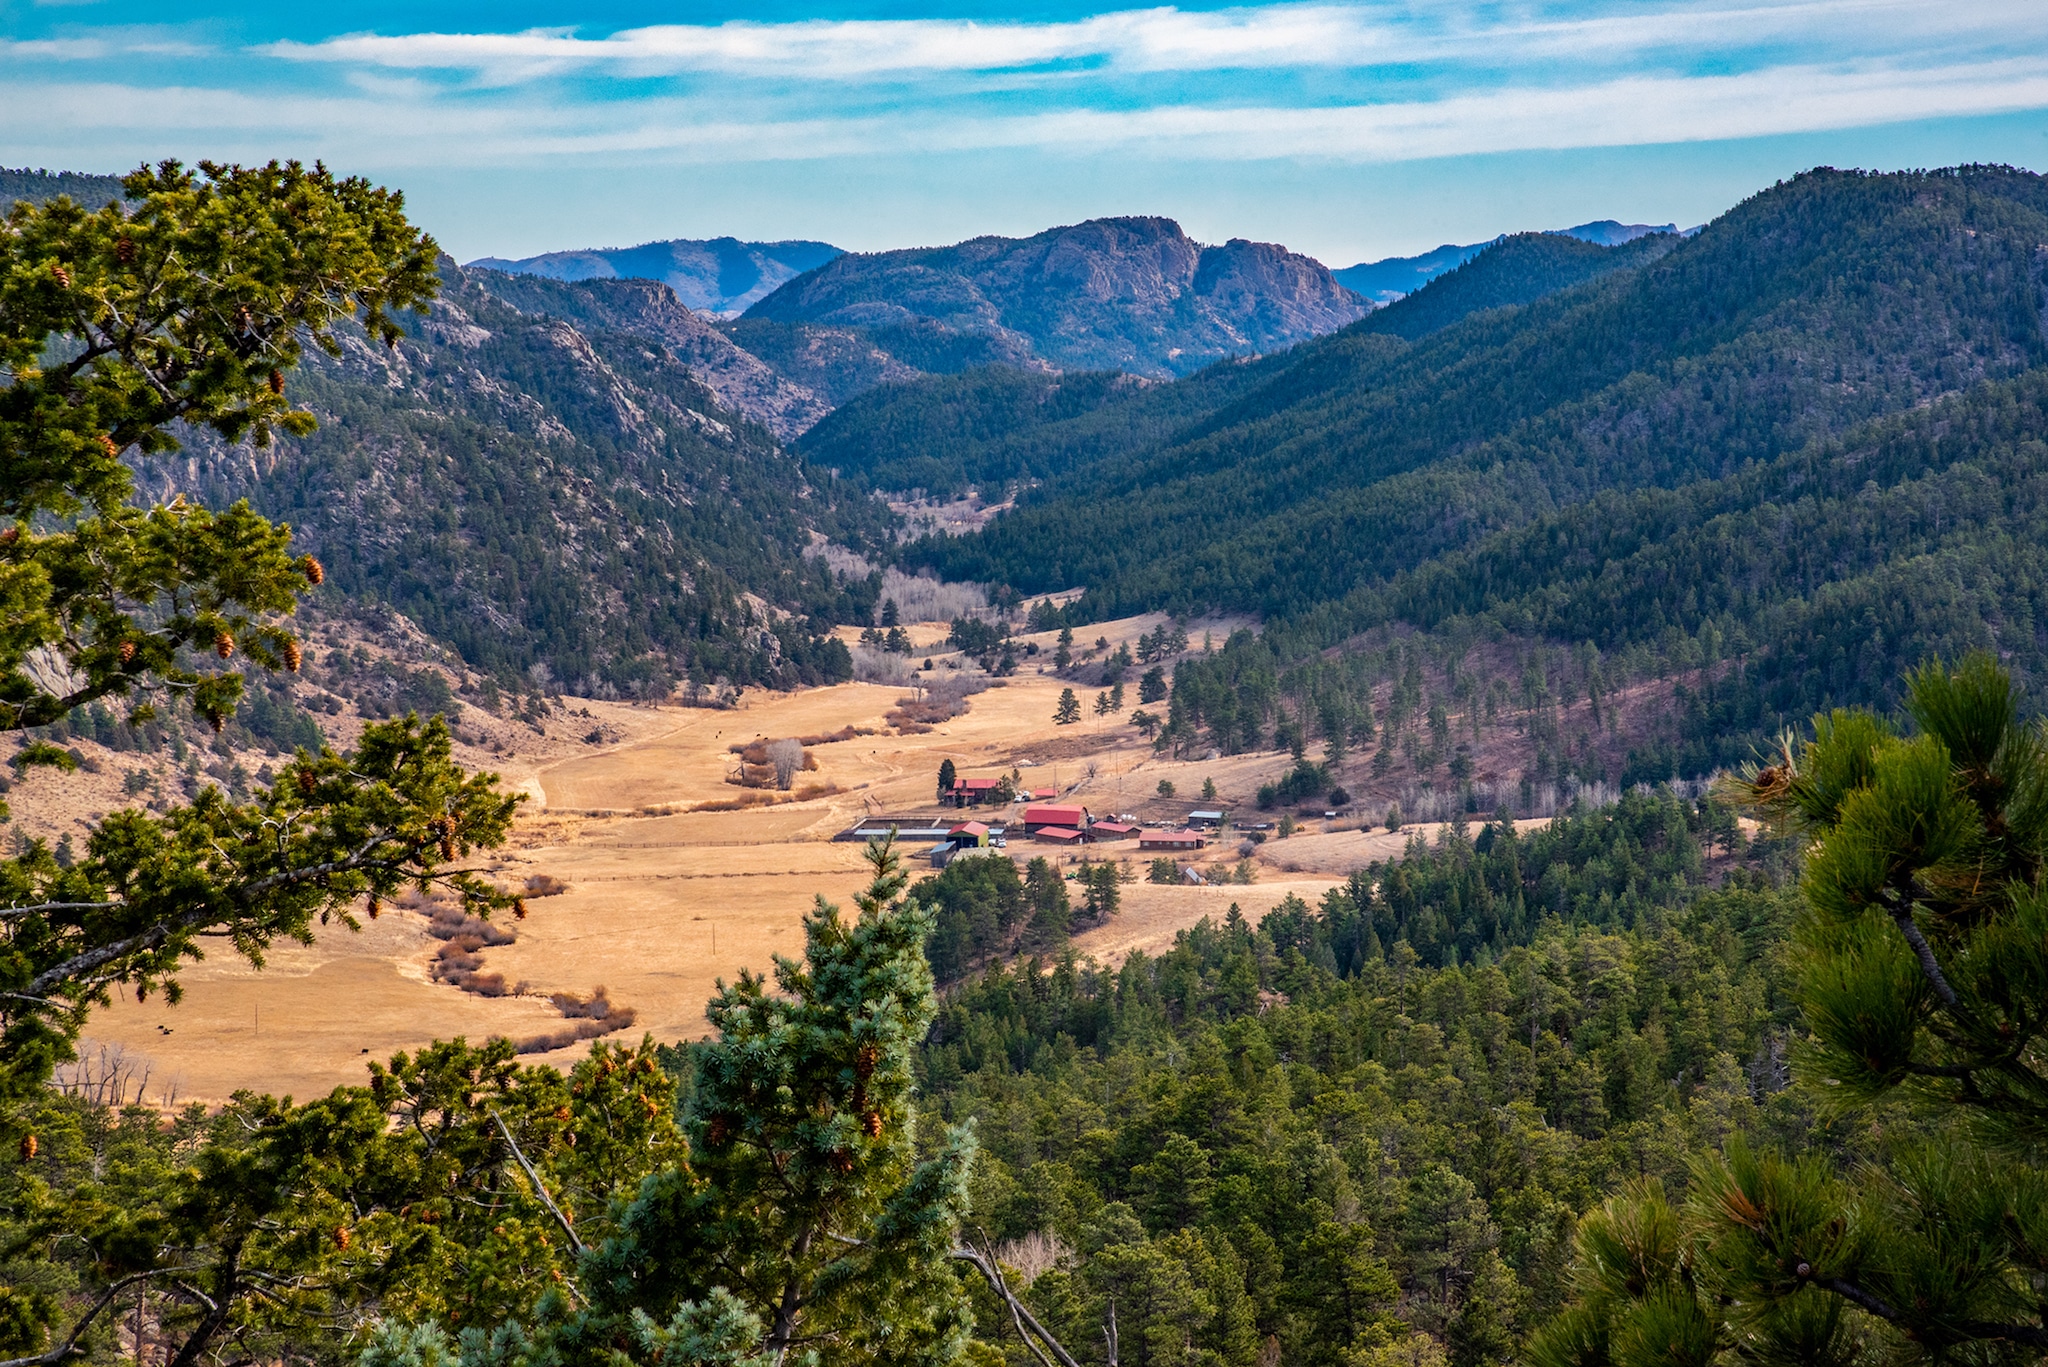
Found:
[835,820,1007,844]
[1139,830,1207,852]
[1022,802,1088,831]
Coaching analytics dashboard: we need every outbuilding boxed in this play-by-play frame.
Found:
[1086,822,1139,843]
[1023,803,1089,832]
[1139,830,1207,852]
[1186,810,1227,829]
[1032,826,1086,845]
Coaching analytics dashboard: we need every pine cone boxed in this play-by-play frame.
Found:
[268,368,284,395]
[214,631,234,659]
[98,434,118,458]
[19,1135,35,1162]
[863,1111,883,1138]
[283,639,302,673]
[49,263,70,288]
[855,1042,880,1079]
[115,236,136,264]
[513,897,528,920]
[367,897,380,920]
[302,554,325,585]
[334,1226,351,1251]
[118,641,136,665]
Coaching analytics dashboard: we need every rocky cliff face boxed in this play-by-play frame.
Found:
[465,269,834,440]
[468,237,842,317]
[744,216,1367,377]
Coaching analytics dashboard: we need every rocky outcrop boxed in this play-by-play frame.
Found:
[743,216,1367,377]
[465,269,833,440]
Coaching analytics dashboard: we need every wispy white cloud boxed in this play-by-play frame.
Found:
[8,53,2046,168]
[253,0,2048,82]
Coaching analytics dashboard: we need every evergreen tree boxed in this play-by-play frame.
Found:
[1055,689,1082,725]
[1055,628,1073,670]
[1531,655,2048,1363]
[0,162,521,1098]
[937,758,957,802]
[374,840,978,1367]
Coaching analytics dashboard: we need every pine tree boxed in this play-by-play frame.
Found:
[588,838,975,1365]
[937,758,957,802]
[1055,689,1081,725]
[1055,627,1073,670]
[1529,655,2048,1363]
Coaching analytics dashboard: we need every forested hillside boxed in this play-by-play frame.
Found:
[0,165,122,210]
[1356,231,1677,341]
[921,797,1812,1367]
[167,264,889,695]
[900,166,2048,776]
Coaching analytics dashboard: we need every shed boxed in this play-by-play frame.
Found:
[1032,826,1085,845]
[1139,830,1208,851]
[1186,810,1227,829]
[1087,822,1139,842]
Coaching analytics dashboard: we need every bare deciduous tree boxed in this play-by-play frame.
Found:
[767,738,805,790]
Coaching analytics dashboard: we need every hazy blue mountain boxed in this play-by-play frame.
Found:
[1332,241,1497,304]
[743,216,1368,378]
[1553,218,1679,245]
[1334,221,1676,304]
[467,237,843,317]
[1358,231,1679,340]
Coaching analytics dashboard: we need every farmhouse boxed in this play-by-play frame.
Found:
[1139,830,1207,852]
[946,777,1005,807]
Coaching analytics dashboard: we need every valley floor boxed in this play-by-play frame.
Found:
[51,616,1553,1104]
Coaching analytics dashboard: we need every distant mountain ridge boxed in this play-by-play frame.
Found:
[468,238,842,317]
[743,216,1369,378]
[1334,219,1678,303]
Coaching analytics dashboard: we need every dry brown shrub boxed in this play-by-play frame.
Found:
[515,987,639,1054]
[524,873,570,897]
[726,725,870,753]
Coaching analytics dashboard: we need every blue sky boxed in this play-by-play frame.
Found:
[3,0,2047,266]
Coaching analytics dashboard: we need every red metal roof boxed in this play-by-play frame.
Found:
[952,777,1002,790]
[1032,826,1084,842]
[950,821,989,837]
[1088,822,1139,838]
[1139,830,1206,846]
[1024,804,1086,825]
[1029,788,1058,800]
